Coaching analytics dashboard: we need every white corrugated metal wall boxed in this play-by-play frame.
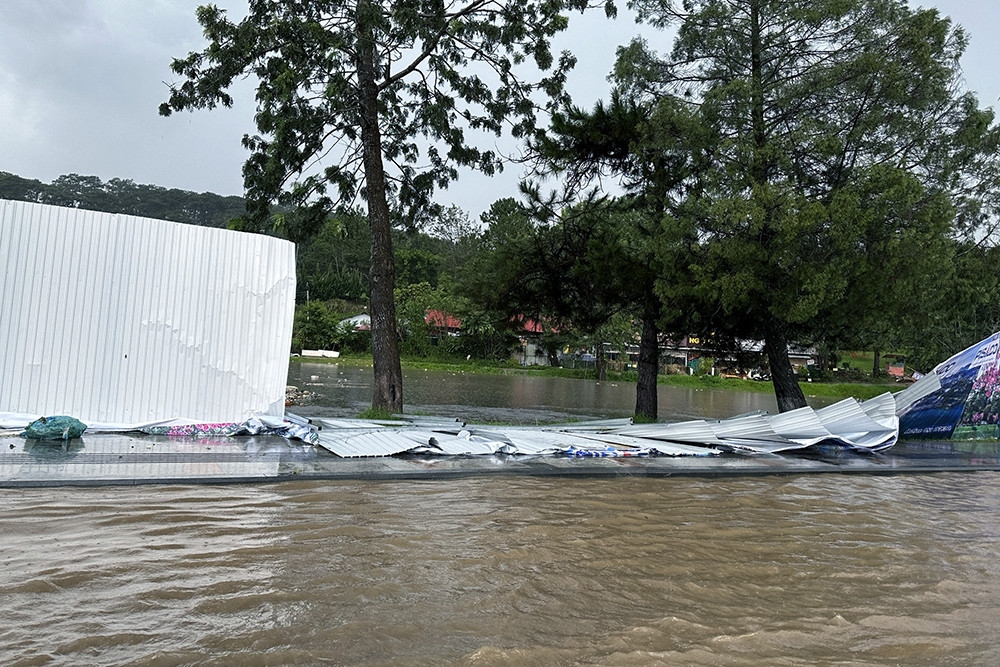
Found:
[0,199,296,426]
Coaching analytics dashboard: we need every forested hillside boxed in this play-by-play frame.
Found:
[0,171,245,228]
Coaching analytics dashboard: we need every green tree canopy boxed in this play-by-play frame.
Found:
[161,0,611,411]
[462,196,663,413]
[527,92,708,418]
[615,0,1000,411]
[0,171,246,228]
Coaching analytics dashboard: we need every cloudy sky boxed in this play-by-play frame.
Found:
[1,1,997,220]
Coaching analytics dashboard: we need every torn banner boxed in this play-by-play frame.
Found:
[896,332,1000,440]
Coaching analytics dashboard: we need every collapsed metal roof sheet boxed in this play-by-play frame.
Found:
[311,394,898,459]
[608,394,897,454]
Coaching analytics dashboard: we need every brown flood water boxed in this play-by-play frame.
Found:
[4,367,1000,665]
[3,474,1000,666]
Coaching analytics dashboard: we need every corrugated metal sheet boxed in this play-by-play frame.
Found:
[767,405,834,442]
[317,430,420,458]
[860,392,897,422]
[306,396,900,459]
[712,413,779,440]
[617,420,725,446]
[425,431,510,456]
[0,199,295,426]
[815,398,893,438]
[492,429,577,454]
[563,431,719,457]
[607,393,898,454]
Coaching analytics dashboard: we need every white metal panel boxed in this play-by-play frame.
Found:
[0,199,295,426]
[712,413,778,440]
[423,432,505,456]
[815,397,892,436]
[501,429,601,454]
[566,432,720,456]
[893,372,941,414]
[609,395,899,454]
[767,405,833,443]
[615,420,725,445]
[318,430,418,458]
[860,392,898,423]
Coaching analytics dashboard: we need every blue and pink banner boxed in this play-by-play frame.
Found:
[899,333,1000,439]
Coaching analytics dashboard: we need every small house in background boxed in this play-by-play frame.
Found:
[0,199,296,428]
[513,316,557,366]
[425,310,461,334]
[339,313,371,330]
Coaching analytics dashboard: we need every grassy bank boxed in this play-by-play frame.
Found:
[291,354,901,401]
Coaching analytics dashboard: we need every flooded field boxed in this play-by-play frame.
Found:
[285,361,819,424]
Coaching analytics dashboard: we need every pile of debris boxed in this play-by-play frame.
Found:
[285,385,315,407]
[305,393,899,458]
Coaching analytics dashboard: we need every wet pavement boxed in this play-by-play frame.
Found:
[2,428,998,488]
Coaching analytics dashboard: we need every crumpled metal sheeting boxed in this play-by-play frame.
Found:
[608,393,898,454]
[858,392,898,423]
[417,430,516,456]
[815,396,894,438]
[766,405,837,444]
[539,418,634,431]
[615,419,726,446]
[498,429,654,456]
[316,427,519,458]
[317,429,421,458]
[711,413,779,440]
[813,395,898,451]
[310,394,899,458]
[314,420,723,458]
[426,424,719,457]
[893,372,941,415]
[563,432,719,457]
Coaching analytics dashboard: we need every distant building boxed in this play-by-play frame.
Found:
[425,310,461,334]
[339,313,371,330]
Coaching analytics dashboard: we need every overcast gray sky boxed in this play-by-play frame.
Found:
[1,1,997,220]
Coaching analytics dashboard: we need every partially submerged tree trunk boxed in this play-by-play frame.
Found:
[357,5,403,413]
[547,343,559,368]
[595,344,607,382]
[765,319,806,412]
[635,316,659,421]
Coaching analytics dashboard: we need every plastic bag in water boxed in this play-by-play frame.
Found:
[22,416,87,440]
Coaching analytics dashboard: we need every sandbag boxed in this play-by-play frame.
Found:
[22,416,87,440]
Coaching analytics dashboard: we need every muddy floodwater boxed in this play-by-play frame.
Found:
[3,364,999,666]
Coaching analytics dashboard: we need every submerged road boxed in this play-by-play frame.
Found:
[1,430,998,488]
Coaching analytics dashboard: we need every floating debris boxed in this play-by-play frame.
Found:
[285,385,316,406]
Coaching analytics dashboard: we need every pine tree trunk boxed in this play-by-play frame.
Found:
[635,316,659,421]
[765,320,806,412]
[357,4,402,413]
[596,344,607,382]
